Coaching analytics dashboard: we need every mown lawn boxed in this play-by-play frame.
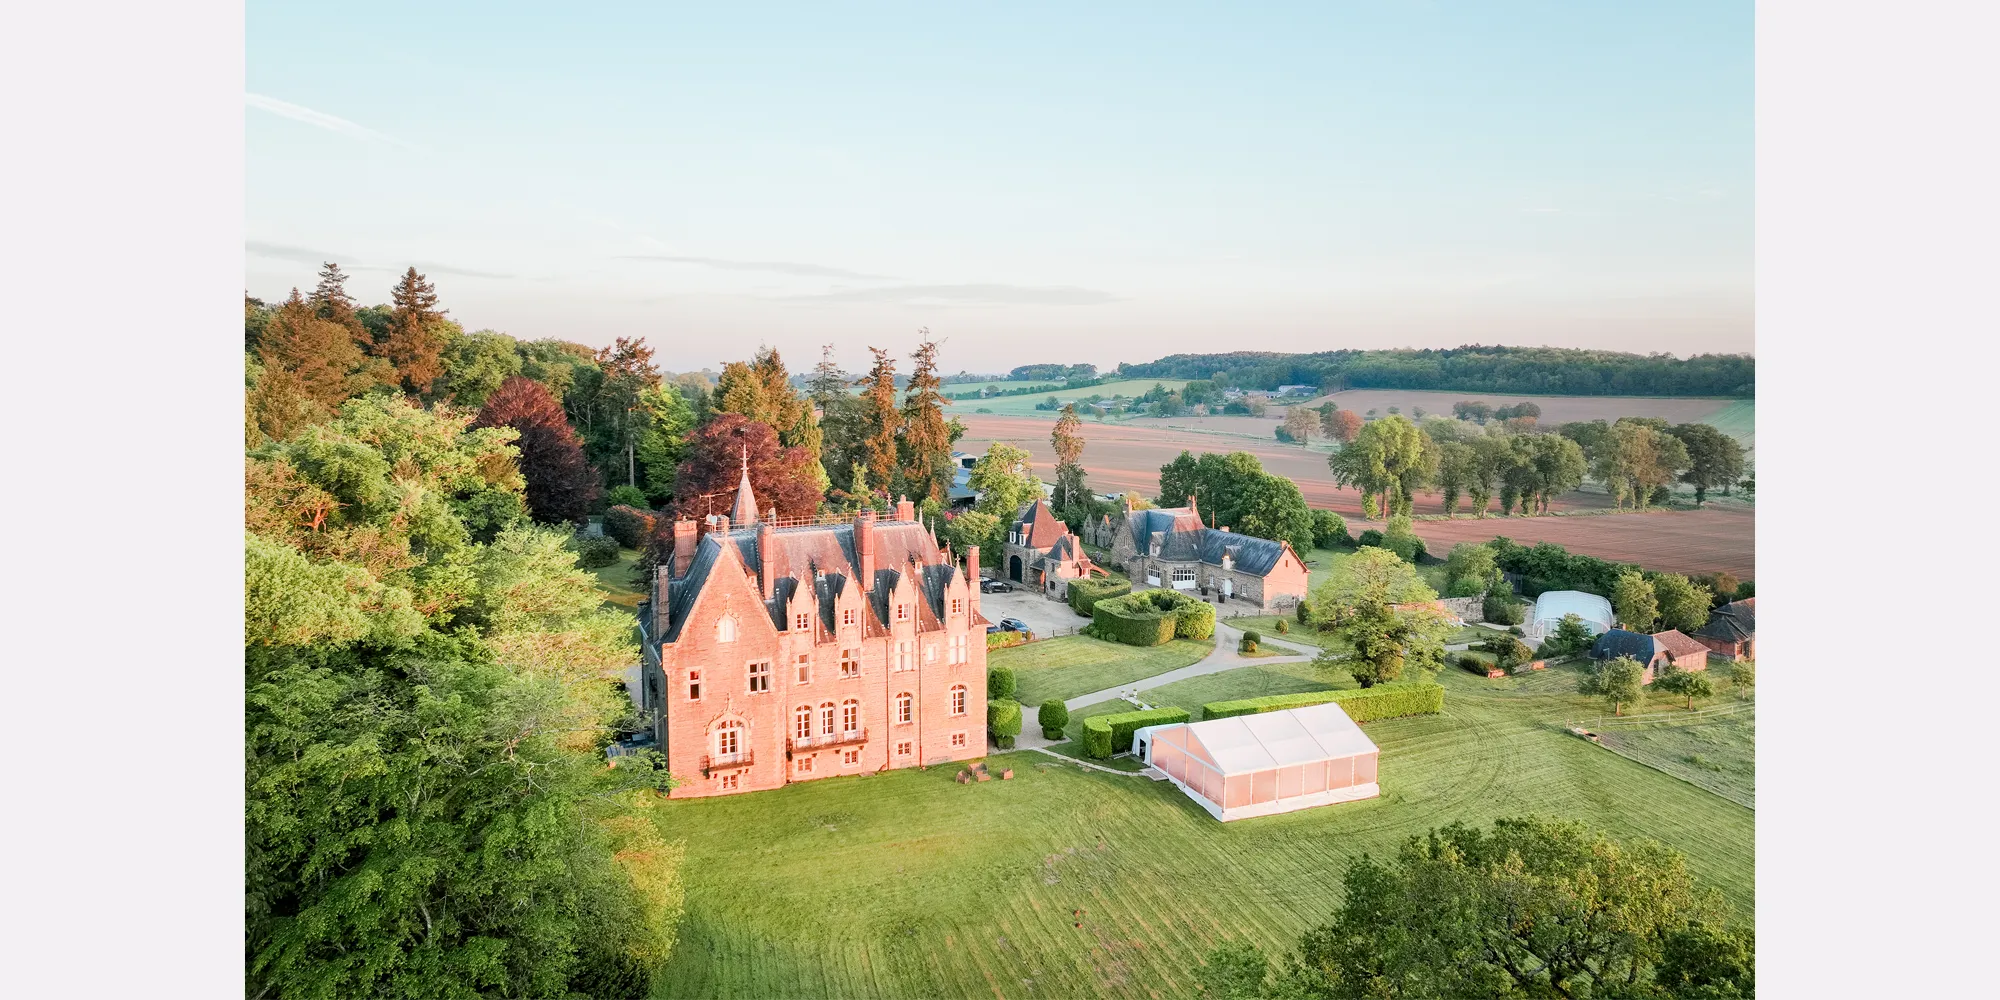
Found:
[591,547,648,613]
[995,634,1214,707]
[644,656,1754,999]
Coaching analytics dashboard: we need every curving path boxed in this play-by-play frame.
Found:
[1058,621,1322,712]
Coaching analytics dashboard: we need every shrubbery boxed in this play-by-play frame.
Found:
[1478,636,1535,674]
[1066,576,1132,616]
[987,630,1026,650]
[1311,509,1350,549]
[1200,683,1446,722]
[1356,529,1385,548]
[1487,536,1638,599]
[604,484,649,510]
[1240,628,1261,653]
[987,666,1017,701]
[1175,599,1216,640]
[1275,619,1289,634]
[567,534,621,569]
[987,699,1022,749]
[1482,588,1525,626]
[601,505,657,550]
[1455,652,1488,675]
[1038,699,1069,740]
[1080,707,1192,759]
[1091,589,1209,646]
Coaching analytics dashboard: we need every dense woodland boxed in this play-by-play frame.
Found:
[1113,345,1755,397]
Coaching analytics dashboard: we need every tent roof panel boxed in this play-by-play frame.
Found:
[1177,702,1379,777]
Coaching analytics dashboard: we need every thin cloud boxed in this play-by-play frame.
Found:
[245,241,513,280]
[246,93,409,147]
[617,254,895,280]
[782,283,1120,306]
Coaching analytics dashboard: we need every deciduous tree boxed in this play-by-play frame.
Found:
[1650,572,1714,634]
[1612,570,1660,631]
[1309,547,1448,686]
[1282,406,1318,445]
[1328,414,1435,519]
[1670,422,1746,504]
[1655,667,1715,709]
[969,442,1043,520]
[1581,655,1647,715]
[670,413,822,523]
[1327,408,1363,444]
[474,376,603,525]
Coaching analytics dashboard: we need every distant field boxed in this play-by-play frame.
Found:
[945,378,1189,416]
[1405,507,1755,579]
[1285,389,1752,443]
[942,379,1060,395]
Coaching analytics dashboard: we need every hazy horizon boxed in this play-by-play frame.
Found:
[247,3,1752,373]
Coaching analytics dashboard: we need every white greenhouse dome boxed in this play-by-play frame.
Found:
[1524,590,1614,641]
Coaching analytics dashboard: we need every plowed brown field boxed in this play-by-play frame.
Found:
[957,413,1754,578]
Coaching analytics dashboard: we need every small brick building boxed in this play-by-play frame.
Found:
[1590,628,1711,685]
[1101,495,1310,613]
[1691,598,1755,661]
[1002,498,1097,599]
[636,463,989,798]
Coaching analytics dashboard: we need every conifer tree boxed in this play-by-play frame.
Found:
[858,346,901,494]
[898,332,952,504]
[1051,403,1088,516]
[382,267,449,395]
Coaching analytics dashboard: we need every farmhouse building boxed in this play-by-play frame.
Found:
[636,460,988,798]
[1590,628,1711,684]
[1691,598,1756,661]
[1138,703,1381,821]
[1001,498,1098,599]
[1099,495,1310,612]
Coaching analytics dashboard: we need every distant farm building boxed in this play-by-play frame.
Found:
[1691,598,1756,661]
[1589,628,1711,684]
[1138,703,1380,821]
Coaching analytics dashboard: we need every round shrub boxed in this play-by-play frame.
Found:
[1174,600,1216,641]
[987,666,1017,701]
[1275,619,1289,634]
[1356,528,1385,548]
[568,534,620,569]
[1038,699,1070,740]
[1311,509,1350,549]
[987,699,1022,749]
[602,504,657,550]
[605,484,649,509]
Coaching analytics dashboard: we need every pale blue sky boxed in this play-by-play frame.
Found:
[246,2,1751,373]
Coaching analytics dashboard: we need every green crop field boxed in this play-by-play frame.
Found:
[1700,400,1756,454]
[946,378,1190,416]
[996,634,1215,707]
[642,657,1754,998]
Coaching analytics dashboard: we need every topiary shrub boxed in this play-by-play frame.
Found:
[1201,683,1445,723]
[1482,589,1525,626]
[1090,590,1200,646]
[568,534,621,569]
[1356,529,1385,548]
[1275,619,1289,634]
[1079,707,1191,759]
[987,699,1022,749]
[1239,628,1261,653]
[1296,599,1314,624]
[602,505,657,550]
[1174,599,1216,641]
[1067,576,1132,616]
[987,666,1017,701]
[1038,699,1070,740]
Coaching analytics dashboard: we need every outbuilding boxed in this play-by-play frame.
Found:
[1524,590,1615,642]
[1139,703,1380,821]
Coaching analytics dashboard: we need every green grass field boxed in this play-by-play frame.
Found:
[1589,703,1756,809]
[995,634,1215,707]
[644,656,1753,998]
[1700,400,1756,454]
[947,378,1190,416]
[591,547,647,613]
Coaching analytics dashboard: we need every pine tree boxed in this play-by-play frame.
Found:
[806,344,848,405]
[1051,403,1088,515]
[858,346,901,495]
[310,261,367,344]
[382,267,449,395]
[899,332,953,504]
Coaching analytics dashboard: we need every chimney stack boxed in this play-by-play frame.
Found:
[965,544,981,615]
[895,494,916,522]
[671,518,699,578]
[856,508,877,585]
[651,566,672,639]
[757,521,778,600]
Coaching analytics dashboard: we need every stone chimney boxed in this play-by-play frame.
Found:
[856,508,877,585]
[757,520,778,600]
[671,518,699,578]
[651,565,672,639]
[894,494,916,522]
[965,544,981,615]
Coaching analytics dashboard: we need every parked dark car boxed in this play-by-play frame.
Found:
[985,623,1002,634]
[980,579,1014,593]
[999,617,1031,633]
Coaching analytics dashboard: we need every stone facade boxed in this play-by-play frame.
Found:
[637,473,987,799]
[1002,498,1096,600]
[1102,497,1310,613]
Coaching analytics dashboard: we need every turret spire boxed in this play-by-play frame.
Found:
[730,444,758,526]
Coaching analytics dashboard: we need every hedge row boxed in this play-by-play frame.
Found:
[1067,577,1132,616]
[1080,707,1191,759]
[987,630,1027,650]
[602,505,657,550]
[1200,683,1445,723]
[1090,589,1211,647]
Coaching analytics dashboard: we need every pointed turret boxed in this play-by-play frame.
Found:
[730,445,758,526]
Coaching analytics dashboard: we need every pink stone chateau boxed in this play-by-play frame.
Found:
[637,460,990,797]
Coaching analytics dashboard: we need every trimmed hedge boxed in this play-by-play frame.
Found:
[1176,599,1216,640]
[987,666,1017,701]
[987,630,1026,650]
[602,505,657,550]
[987,699,1022,749]
[1200,683,1445,723]
[1090,589,1212,647]
[1067,577,1132,616]
[568,534,621,569]
[1038,699,1070,740]
[1080,707,1192,759]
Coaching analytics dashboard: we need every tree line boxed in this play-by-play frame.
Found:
[1113,345,1755,398]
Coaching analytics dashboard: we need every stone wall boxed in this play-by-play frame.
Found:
[1439,594,1485,621]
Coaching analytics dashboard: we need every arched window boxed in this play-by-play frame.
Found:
[819,701,836,736]
[950,685,967,716]
[795,706,813,741]
[714,722,743,759]
[716,614,737,643]
[841,699,860,734]
[896,692,913,724]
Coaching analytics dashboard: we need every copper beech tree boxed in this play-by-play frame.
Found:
[669,413,823,523]
[474,376,602,525]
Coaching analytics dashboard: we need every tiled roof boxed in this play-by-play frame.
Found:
[1651,629,1709,657]
[1123,506,1291,577]
[662,517,952,643]
[1016,499,1070,548]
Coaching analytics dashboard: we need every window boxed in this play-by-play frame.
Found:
[950,685,967,716]
[896,641,914,671]
[795,653,811,684]
[950,597,963,616]
[795,706,812,741]
[896,693,913,724]
[1173,566,1197,584]
[895,603,909,622]
[747,661,771,693]
[794,611,810,632]
[896,740,913,757]
[843,748,860,765]
[715,724,741,757]
[841,608,856,627]
[949,635,968,664]
[840,648,861,678]
[841,700,859,734]
[719,773,739,790]
[924,642,937,663]
[686,670,702,701]
[951,732,967,749]
[796,756,813,774]
[820,702,836,735]
[717,615,737,643]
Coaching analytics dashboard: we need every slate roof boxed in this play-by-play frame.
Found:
[1693,599,1756,643]
[1124,506,1292,577]
[1591,629,1657,661]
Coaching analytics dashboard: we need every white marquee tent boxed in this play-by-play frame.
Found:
[1137,702,1379,822]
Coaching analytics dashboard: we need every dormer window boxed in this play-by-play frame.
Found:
[794,611,810,632]
[717,614,737,643]
[841,608,856,627]
[950,597,963,616]
[895,603,910,622]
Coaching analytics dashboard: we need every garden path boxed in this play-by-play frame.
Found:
[1059,621,1319,711]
